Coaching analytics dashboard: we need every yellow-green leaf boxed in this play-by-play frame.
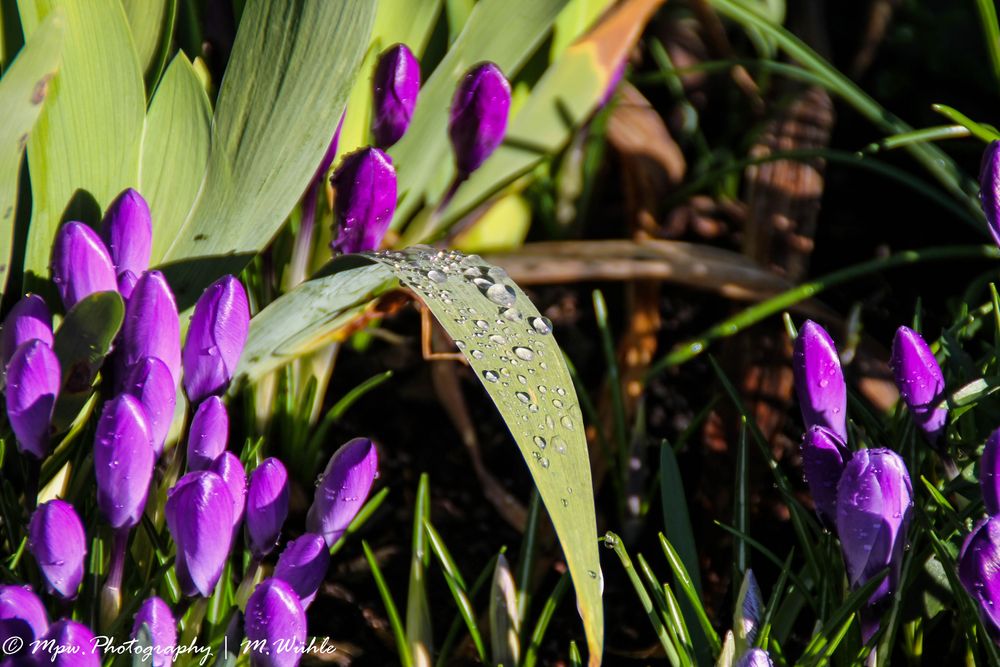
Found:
[121,0,171,76]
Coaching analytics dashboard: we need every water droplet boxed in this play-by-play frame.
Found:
[482,370,499,383]
[588,570,598,579]
[455,340,467,350]
[530,316,553,335]
[560,416,575,430]
[552,437,567,454]
[427,269,447,283]
[487,267,508,281]
[486,283,516,307]
[463,267,481,278]
[555,387,567,397]
[490,334,506,345]
[517,374,527,384]
[501,308,523,322]
[471,349,485,360]
[538,457,550,468]
[515,392,531,404]
[552,398,564,409]
[475,320,489,330]
[561,498,569,507]
[533,436,547,449]
[472,277,493,290]
[513,346,534,361]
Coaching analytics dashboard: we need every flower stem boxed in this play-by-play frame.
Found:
[234,557,261,611]
[99,528,129,632]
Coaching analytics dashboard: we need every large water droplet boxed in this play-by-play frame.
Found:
[487,267,508,281]
[501,308,522,322]
[515,392,531,404]
[427,269,447,284]
[471,350,485,360]
[486,283,516,307]
[530,316,553,335]
[560,416,575,430]
[533,436,547,449]
[513,346,534,361]
[482,370,499,383]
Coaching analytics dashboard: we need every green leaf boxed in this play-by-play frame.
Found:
[160,0,375,305]
[550,0,614,57]
[0,8,64,299]
[362,540,414,667]
[406,473,433,666]
[18,0,145,282]
[121,0,171,77]
[796,570,888,666]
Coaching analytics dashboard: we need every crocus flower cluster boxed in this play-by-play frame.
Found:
[980,141,1000,248]
[957,426,1000,639]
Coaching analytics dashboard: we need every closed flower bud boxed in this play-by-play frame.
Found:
[890,326,947,446]
[35,620,100,667]
[187,396,229,471]
[735,648,774,667]
[371,43,420,148]
[1,294,52,367]
[0,585,48,647]
[165,471,234,597]
[306,438,378,547]
[123,271,181,386]
[959,515,1000,639]
[123,357,176,460]
[836,448,912,641]
[6,339,60,459]
[94,394,155,529]
[118,270,138,301]
[801,426,850,528]
[182,275,249,403]
[29,500,86,598]
[247,457,290,558]
[329,148,396,255]
[793,320,847,442]
[131,597,176,667]
[984,428,1000,516]
[210,451,247,541]
[50,221,117,311]
[244,578,306,667]
[274,533,330,608]
[101,188,152,278]
[448,62,511,177]
[980,141,1000,248]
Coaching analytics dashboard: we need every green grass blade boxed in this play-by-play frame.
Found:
[362,540,414,667]
[976,0,1000,89]
[435,560,489,664]
[796,571,888,666]
[516,489,542,625]
[658,534,720,654]
[329,487,390,557]
[423,519,469,591]
[490,553,521,667]
[734,418,749,578]
[406,474,433,666]
[522,572,572,667]
[435,550,498,667]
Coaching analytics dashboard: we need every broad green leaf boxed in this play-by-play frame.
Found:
[445,0,473,43]
[18,0,145,282]
[0,8,64,299]
[160,0,375,306]
[550,0,615,58]
[121,0,170,76]
[452,193,531,254]
[142,52,211,264]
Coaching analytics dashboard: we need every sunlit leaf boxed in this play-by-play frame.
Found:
[121,0,171,77]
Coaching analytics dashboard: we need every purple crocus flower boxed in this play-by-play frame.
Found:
[735,648,774,667]
[34,620,100,667]
[247,457,290,558]
[182,275,250,403]
[274,533,330,608]
[836,448,912,642]
[165,471,234,597]
[372,43,421,148]
[792,320,848,442]
[979,141,1000,248]
[306,437,379,547]
[122,270,181,386]
[890,326,947,446]
[801,425,850,528]
[5,339,60,459]
[131,597,177,667]
[28,500,86,598]
[50,221,117,311]
[329,148,397,255]
[448,62,511,177]
[0,585,48,647]
[1,294,52,367]
[123,357,176,459]
[244,578,307,667]
[117,269,138,301]
[101,188,152,278]
[959,515,1000,639]
[187,396,229,471]
[210,451,247,541]
[984,428,1000,516]
[94,394,155,529]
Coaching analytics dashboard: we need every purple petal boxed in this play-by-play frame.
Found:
[131,597,177,667]
[117,270,138,301]
[165,471,234,597]
[792,320,847,442]
[801,426,850,528]
[985,428,1000,516]
[32,620,100,667]
[101,188,152,277]
[28,500,86,598]
[50,222,117,311]
[960,516,1000,639]
[244,578,306,667]
[187,396,229,470]
[1,294,53,367]
[890,326,947,446]
[182,275,250,403]
[329,148,397,255]
[372,43,421,148]
[448,62,511,176]
[980,141,1000,248]
[5,339,60,459]
[735,648,774,667]
[210,451,247,541]
[274,533,330,608]
[123,357,176,459]
[123,271,181,386]
[0,585,48,646]
[247,458,290,558]
[306,438,378,547]
[94,394,155,529]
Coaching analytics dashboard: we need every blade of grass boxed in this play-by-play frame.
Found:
[406,474,433,666]
[796,570,888,666]
[931,103,1000,142]
[734,418,749,579]
[329,487,390,556]
[521,572,572,667]
[975,0,1000,91]
[436,563,489,663]
[362,540,413,667]
[516,489,542,625]
[435,549,500,667]
[658,534,721,654]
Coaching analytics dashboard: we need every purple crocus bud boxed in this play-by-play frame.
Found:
[50,221,117,311]
[890,326,947,446]
[792,320,847,442]
[94,394,155,529]
[165,471,234,597]
[306,437,379,547]
[247,457,290,558]
[372,43,420,148]
[28,500,86,598]
[123,271,181,386]
[836,448,912,641]
[117,269,138,301]
[5,339,60,459]
[985,428,1000,516]
[182,275,250,403]
[244,578,307,667]
[329,148,397,255]
[131,597,177,667]
[735,648,774,667]
[123,357,176,459]
[1,294,52,367]
[187,396,228,470]
[34,620,100,667]
[101,188,152,278]
[959,515,1000,639]
[801,426,850,528]
[210,451,247,540]
[0,585,48,646]
[274,533,330,608]
[448,62,511,177]
[979,141,1000,248]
